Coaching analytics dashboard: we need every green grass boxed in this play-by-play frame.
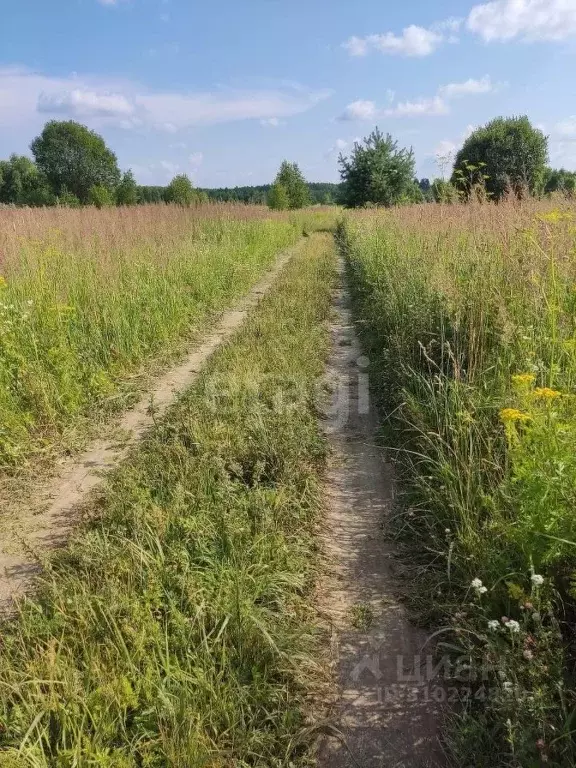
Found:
[339,203,576,767]
[0,207,302,469]
[0,233,336,767]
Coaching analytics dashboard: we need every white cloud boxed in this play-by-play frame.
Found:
[0,67,330,139]
[439,76,495,99]
[325,137,350,158]
[343,36,370,56]
[385,96,448,117]
[339,100,377,121]
[433,17,464,35]
[435,139,458,157]
[160,160,179,175]
[467,0,576,42]
[260,117,283,127]
[338,77,495,121]
[38,89,134,118]
[343,18,465,59]
[344,24,444,57]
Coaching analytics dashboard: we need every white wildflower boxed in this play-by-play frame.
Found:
[506,620,521,633]
[471,578,488,596]
[488,620,500,631]
[531,574,544,587]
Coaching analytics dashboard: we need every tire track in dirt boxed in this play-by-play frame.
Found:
[0,240,303,610]
[317,256,446,768]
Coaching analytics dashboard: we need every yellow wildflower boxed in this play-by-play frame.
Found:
[512,373,536,387]
[0,276,6,288]
[533,387,562,400]
[539,210,574,224]
[500,408,531,423]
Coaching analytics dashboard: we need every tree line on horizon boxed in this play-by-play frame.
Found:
[0,116,574,211]
[0,120,211,209]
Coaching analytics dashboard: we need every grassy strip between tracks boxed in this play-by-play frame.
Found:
[0,232,336,767]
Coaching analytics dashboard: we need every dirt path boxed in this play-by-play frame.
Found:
[317,258,445,768]
[0,241,301,611]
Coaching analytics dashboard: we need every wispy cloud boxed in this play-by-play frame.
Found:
[38,89,134,118]
[338,77,497,121]
[438,76,495,99]
[260,117,283,127]
[0,67,331,138]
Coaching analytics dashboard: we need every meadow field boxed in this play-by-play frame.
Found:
[0,204,301,471]
[0,229,335,766]
[340,201,576,766]
[4,197,576,766]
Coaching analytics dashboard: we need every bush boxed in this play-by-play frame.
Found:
[88,185,115,208]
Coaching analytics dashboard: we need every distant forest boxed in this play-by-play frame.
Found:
[138,182,342,205]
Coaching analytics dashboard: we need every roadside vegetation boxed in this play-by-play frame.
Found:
[340,201,576,766]
[0,204,302,469]
[0,233,335,766]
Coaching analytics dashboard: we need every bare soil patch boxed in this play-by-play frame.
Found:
[317,259,446,768]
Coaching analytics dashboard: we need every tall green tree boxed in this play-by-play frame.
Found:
[116,170,138,206]
[164,174,197,206]
[267,182,289,210]
[31,121,121,203]
[338,128,416,208]
[452,116,548,200]
[274,161,310,209]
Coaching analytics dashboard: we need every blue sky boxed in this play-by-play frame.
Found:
[2,0,576,186]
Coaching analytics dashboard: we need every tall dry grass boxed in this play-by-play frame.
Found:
[0,204,301,469]
[341,200,576,766]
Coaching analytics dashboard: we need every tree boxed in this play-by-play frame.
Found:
[164,174,198,205]
[31,120,121,203]
[451,116,548,200]
[88,185,115,208]
[0,155,54,206]
[137,185,166,204]
[338,128,416,208]
[542,167,576,198]
[56,189,81,208]
[431,178,460,204]
[274,161,310,209]
[267,182,289,210]
[116,170,138,206]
